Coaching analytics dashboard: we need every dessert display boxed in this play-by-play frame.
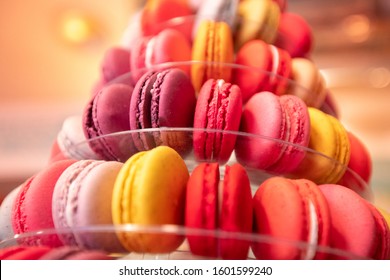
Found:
[0,0,389,260]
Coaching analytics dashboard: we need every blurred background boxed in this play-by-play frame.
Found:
[0,0,389,210]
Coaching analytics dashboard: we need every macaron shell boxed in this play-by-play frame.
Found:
[130,69,196,155]
[233,40,273,103]
[191,20,234,92]
[293,108,351,185]
[337,132,372,193]
[252,177,330,260]
[72,161,126,253]
[268,94,310,173]
[12,160,77,247]
[83,83,136,162]
[0,185,22,241]
[363,202,390,260]
[220,163,252,259]
[101,47,131,82]
[112,146,189,253]
[185,162,219,257]
[319,184,380,259]
[275,12,313,58]
[193,79,242,163]
[288,58,326,108]
[236,0,280,49]
[235,92,285,170]
[52,160,102,246]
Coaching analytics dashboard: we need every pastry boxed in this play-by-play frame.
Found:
[129,68,196,156]
[292,108,351,185]
[252,177,331,259]
[11,160,77,246]
[185,162,252,259]
[193,79,242,163]
[191,20,234,92]
[130,28,192,81]
[83,83,137,162]
[319,184,390,260]
[112,146,189,253]
[52,160,126,253]
[235,92,310,173]
[0,186,21,241]
[233,40,291,102]
[235,0,281,49]
[275,12,313,58]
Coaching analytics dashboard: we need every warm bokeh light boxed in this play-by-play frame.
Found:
[59,10,99,45]
[342,14,371,43]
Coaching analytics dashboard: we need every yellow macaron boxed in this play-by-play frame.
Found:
[112,146,189,253]
[191,20,234,93]
[236,0,281,49]
[293,107,351,184]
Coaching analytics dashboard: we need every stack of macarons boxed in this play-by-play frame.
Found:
[1,148,388,259]
[49,63,371,197]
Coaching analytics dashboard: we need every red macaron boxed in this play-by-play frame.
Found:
[193,79,242,163]
[185,162,253,259]
[252,177,331,260]
[11,160,76,247]
[233,40,292,103]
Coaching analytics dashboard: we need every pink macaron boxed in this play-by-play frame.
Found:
[319,184,390,259]
[131,28,192,81]
[83,83,137,162]
[235,91,310,173]
[129,68,196,156]
[101,46,131,83]
[52,160,126,253]
[193,79,242,163]
[12,160,77,247]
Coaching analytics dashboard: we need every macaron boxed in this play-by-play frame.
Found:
[54,115,99,162]
[0,186,22,241]
[235,92,310,173]
[252,177,331,260]
[83,83,137,162]
[235,0,281,49]
[185,162,253,259]
[337,132,372,197]
[129,68,196,156]
[11,160,77,247]
[191,20,234,92]
[319,184,390,260]
[52,160,126,253]
[101,46,131,83]
[286,58,327,108]
[193,0,239,37]
[141,0,193,38]
[0,246,52,260]
[193,79,242,163]
[233,40,292,103]
[274,12,313,58]
[112,146,189,253]
[292,108,351,185]
[130,28,192,81]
